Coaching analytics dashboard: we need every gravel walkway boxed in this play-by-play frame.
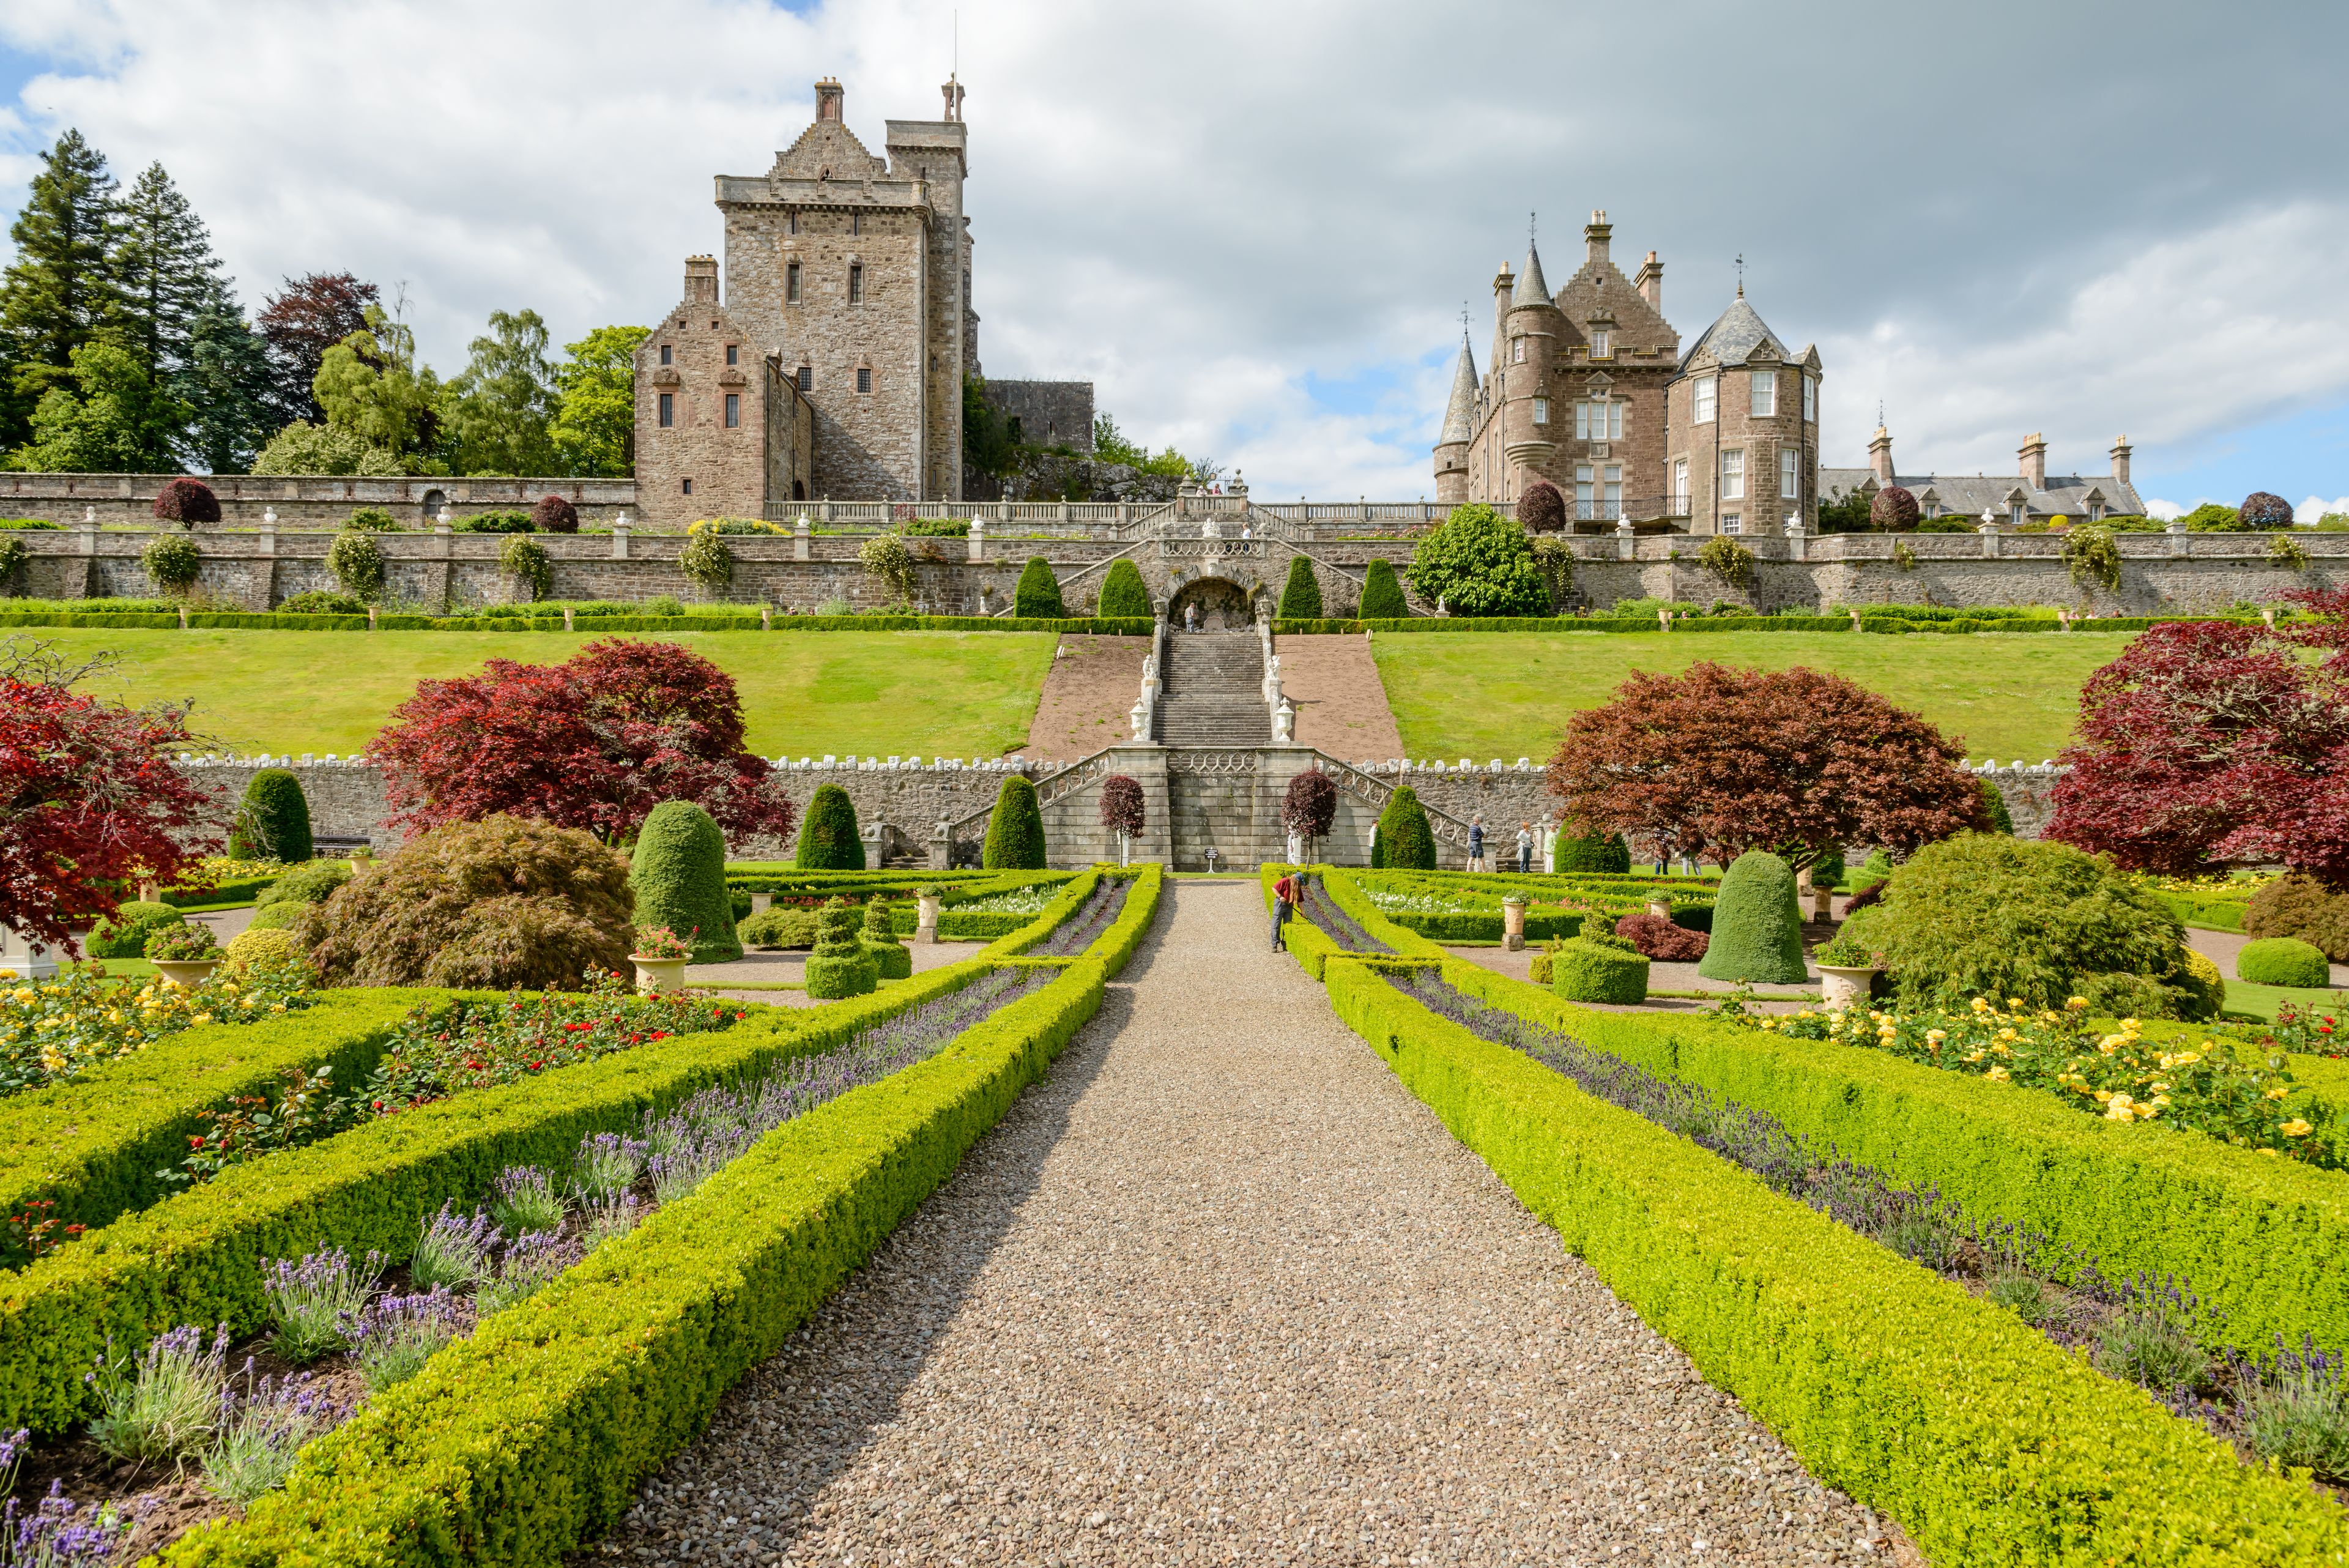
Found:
[582,879,1904,1567]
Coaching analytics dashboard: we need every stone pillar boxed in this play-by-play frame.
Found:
[1980,519,2002,558]
[1104,743,1174,868]
[2168,517,2190,558]
[795,515,811,562]
[612,516,631,560]
[931,820,953,870]
[432,521,455,611]
[1783,516,1807,562]
[1501,896,1527,952]
[0,923,59,981]
[256,508,279,609]
[1616,518,1636,560]
[968,518,986,563]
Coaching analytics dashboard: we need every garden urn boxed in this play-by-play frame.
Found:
[631,954,691,997]
[1817,964,1877,1009]
[749,892,774,915]
[1812,886,1835,920]
[1645,896,1672,920]
[153,958,220,990]
[916,893,942,945]
[1501,896,1529,952]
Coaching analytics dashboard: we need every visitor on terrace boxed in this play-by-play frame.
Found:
[1468,814,1486,872]
[1516,822,1534,874]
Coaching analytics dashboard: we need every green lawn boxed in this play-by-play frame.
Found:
[2222,979,2349,1024]
[1373,631,2143,762]
[31,629,1058,759]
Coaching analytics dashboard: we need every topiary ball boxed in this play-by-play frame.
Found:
[1520,480,1566,534]
[1869,486,1920,532]
[629,800,741,963]
[223,926,311,979]
[1552,938,1649,1003]
[794,784,865,870]
[530,494,581,534]
[1696,850,1809,984]
[245,901,311,932]
[2246,873,2349,962]
[85,901,182,958]
[1358,559,1409,620]
[2239,937,2331,989]
[2240,491,2295,531]
[232,769,314,863]
[982,775,1048,870]
[153,477,221,527]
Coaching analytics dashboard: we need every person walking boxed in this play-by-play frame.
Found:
[1184,601,1200,634]
[1468,814,1486,873]
[1271,869,1301,951]
[1540,814,1560,873]
[1515,821,1535,875]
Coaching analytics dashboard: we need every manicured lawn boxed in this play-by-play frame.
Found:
[1372,630,2142,762]
[2222,979,2349,1023]
[31,629,1058,759]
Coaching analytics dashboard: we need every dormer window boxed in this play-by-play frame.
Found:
[1590,329,1611,359]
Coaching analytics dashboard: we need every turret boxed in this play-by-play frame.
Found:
[1433,331,1477,504]
[1501,240,1557,497]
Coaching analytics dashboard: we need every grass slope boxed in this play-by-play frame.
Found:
[31,629,1056,759]
[1373,630,2139,762]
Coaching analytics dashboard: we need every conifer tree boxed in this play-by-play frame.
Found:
[0,130,122,450]
[114,165,223,394]
[181,287,276,474]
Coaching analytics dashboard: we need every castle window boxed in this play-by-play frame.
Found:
[1721,513,1741,535]
[1802,374,1816,422]
[725,344,738,366]
[659,344,672,367]
[796,364,812,392]
[1780,446,1798,499]
[789,211,798,236]
[1673,458,1690,510]
[851,211,861,237]
[1693,375,1716,424]
[724,393,741,428]
[1751,373,1776,418]
[856,366,872,393]
[1590,329,1612,360]
[786,263,801,304]
[1511,338,1525,364]
[1721,448,1745,500]
[1532,396,1549,425]
[848,264,863,305]
[658,392,674,428]
[681,478,693,496]
[1575,400,1622,441]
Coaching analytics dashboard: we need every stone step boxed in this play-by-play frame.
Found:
[1157,632,1268,746]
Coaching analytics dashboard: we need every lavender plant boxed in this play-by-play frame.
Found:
[2244,1339,2349,1480]
[0,1429,135,1566]
[409,1203,500,1291]
[477,1231,587,1315]
[85,1323,229,1465]
[489,1165,567,1235]
[344,1290,473,1392]
[1301,880,1388,954]
[1028,877,1130,958]
[199,1362,349,1505]
[577,1195,648,1250]
[571,1132,647,1203]
[260,1247,382,1364]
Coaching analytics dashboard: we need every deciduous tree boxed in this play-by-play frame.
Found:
[1407,503,1547,617]
[0,637,217,952]
[256,272,378,428]
[550,324,647,477]
[1282,768,1337,861]
[370,638,796,845]
[445,308,558,475]
[313,302,443,466]
[1546,662,1986,872]
[10,341,188,473]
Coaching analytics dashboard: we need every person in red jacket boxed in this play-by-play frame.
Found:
[1271,870,1301,951]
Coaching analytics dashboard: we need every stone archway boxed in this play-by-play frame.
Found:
[1167,574,1256,630]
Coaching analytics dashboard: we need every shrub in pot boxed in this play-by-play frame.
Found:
[144,922,220,961]
[1696,851,1809,984]
[2240,937,2331,989]
[803,897,878,998]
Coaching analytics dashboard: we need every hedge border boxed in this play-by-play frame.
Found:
[1274,614,2231,636]
[1318,958,2349,1564]
[163,902,1148,1566]
[0,609,1151,636]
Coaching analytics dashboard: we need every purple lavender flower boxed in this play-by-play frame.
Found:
[86,1321,230,1465]
[346,1288,474,1392]
[410,1201,500,1291]
[571,1132,648,1202]
[261,1247,382,1364]
[201,1359,352,1505]
[4,1479,135,1566]
[478,1230,587,1314]
[490,1164,567,1235]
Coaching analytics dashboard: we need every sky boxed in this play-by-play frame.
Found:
[1,0,2345,515]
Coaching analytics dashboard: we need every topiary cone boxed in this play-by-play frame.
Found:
[232,768,314,863]
[1097,558,1151,619]
[1373,786,1435,870]
[1358,559,1408,620]
[1697,850,1810,984]
[804,896,878,997]
[983,775,1048,869]
[1277,555,1323,620]
[629,800,741,962]
[795,784,865,870]
[1014,557,1065,619]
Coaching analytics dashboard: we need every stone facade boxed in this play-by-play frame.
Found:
[1821,429,2145,526]
[633,258,814,530]
[1666,295,1822,538]
[981,381,1095,452]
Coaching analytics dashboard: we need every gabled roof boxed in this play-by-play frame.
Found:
[1679,291,1789,372]
[1509,242,1551,311]
[770,118,889,182]
[1819,467,2149,517]
[1438,333,1478,446]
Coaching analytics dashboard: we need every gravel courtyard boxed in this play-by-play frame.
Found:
[583,879,1902,1567]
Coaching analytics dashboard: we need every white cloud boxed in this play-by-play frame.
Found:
[2301,496,2349,522]
[2143,499,2188,520]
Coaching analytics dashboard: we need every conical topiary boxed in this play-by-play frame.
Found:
[861,898,912,979]
[1277,555,1323,620]
[1014,557,1065,619]
[629,800,741,962]
[1551,826,1631,874]
[1359,559,1408,620]
[1097,558,1151,619]
[983,775,1048,869]
[231,768,314,863]
[804,896,878,998]
[1696,850,1809,984]
[1369,823,1385,869]
[795,784,865,870]
[1374,786,1435,870]
[1978,778,2014,834]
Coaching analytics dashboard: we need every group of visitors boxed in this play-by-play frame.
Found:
[1466,814,1540,874]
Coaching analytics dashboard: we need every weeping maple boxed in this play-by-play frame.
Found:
[369,639,796,845]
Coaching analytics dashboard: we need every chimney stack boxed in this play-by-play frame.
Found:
[1633,250,1663,311]
[684,255,719,305]
[1868,425,1895,486]
[2019,432,2047,491]
[1585,209,1612,270]
[2110,434,2132,486]
[815,77,844,122]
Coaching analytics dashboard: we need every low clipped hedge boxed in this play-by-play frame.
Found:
[0,990,431,1247]
[2240,938,2331,989]
[1267,614,2230,637]
[1381,908,1583,943]
[163,953,1127,1566]
[1549,939,1648,1003]
[160,875,277,908]
[2156,890,2252,932]
[1320,959,2349,1564]
[0,608,1152,635]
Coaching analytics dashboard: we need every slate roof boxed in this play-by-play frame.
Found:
[1438,333,1478,446]
[1819,467,2147,518]
[1510,242,1551,311]
[1679,291,1789,371]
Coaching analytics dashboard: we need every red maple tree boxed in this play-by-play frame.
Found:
[1282,769,1338,858]
[0,640,217,953]
[1545,662,1986,872]
[370,639,796,845]
[2047,600,2349,884]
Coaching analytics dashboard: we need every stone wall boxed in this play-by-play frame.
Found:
[982,381,1096,452]
[0,474,634,531]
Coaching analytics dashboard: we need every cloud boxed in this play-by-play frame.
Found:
[2143,499,2188,520]
[2301,496,2349,523]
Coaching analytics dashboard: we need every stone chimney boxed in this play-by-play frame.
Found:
[1585,209,1612,270]
[684,255,719,305]
[1633,250,1663,311]
[815,77,844,122]
[1868,426,1894,486]
[2110,434,2132,486]
[2019,432,2047,491]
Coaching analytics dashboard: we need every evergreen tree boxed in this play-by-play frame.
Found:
[113,163,223,399]
[0,130,122,451]
[180,286,276,473]
[550,324,648,477]
[1014,556,1065,618]
[1096,557,1151,619]
[256,273,378,428]
[446,308,559,475]
[1358,559,1408,619]
[1277,555,1323,619]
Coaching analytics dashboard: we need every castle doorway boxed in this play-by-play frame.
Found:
[1168,576,1255,630]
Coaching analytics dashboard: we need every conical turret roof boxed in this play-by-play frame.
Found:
[1438,332,1477,445]
[1680,289,1789,370]
[1509,242,1551,311]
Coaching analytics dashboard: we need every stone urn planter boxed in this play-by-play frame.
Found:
[1645,896,1672,920]
[631,955,691,996]
[749,892,774,915]
[1817,964,1877,1009]
[915,892,942,946]
[1501,896,1529,953]
[153,958,220,990]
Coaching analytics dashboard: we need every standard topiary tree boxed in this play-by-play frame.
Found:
[1696,850,1809,984]
[1015,557,1065,619]
[629,800,741,962]
[1374,786,1436,870]
[530,494,580,534]
[327,528,387,603]
[794,784,866,870]
[1282,768,1337,862]
[1520,480,1567,534]
[804,897,878,998]
[1277,555,1323,620]
[153,477,221,528]
[2241,491,2295,531]
[983,775,1048,869]
[141,535,200,596]
[1553,938,1649,1003]
[861,897,912,979]
[1358,559,1408,619]
[1099,774,1145,864]
[2239,937,2329,989]
[231,768,314,863]
[1869,486,1920,532]
[1097,559,1151,619]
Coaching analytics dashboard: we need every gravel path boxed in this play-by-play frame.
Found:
[583,879,1904,1567]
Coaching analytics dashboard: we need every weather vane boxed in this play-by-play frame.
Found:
[1734,253,1745,295]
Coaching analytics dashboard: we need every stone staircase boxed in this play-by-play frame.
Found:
[1154,631,1269,746]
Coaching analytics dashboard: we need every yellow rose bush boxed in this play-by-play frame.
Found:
[0,964,315,1098]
